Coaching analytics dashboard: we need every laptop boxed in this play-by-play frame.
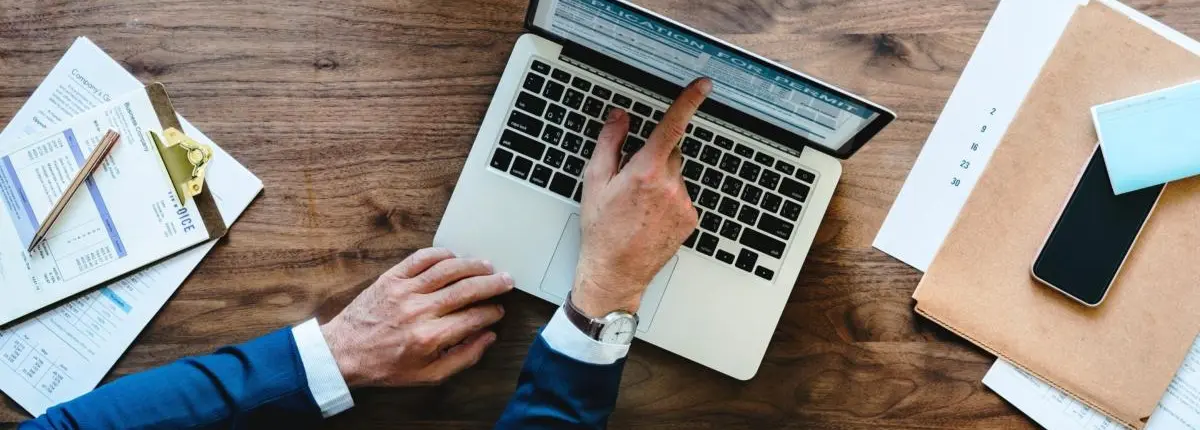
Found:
[434,0,895,379]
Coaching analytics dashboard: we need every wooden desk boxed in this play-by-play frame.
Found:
[2,0,1198,428]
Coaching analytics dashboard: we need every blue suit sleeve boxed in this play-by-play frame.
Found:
[20,328,321,430]
[495,332,626,430]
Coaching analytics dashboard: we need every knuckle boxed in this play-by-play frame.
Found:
[658,122,687,143]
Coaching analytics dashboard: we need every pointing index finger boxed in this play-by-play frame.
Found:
[631,77,712,168]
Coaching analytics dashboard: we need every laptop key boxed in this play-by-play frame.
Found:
[490,147,514,171]
[696,233,719,256]
[758,213,795,240]
[754,266,774,281]
[718,196,740,218]
[571,76,592,91]
[612,93,632,108]
[719,153,741,174]
[699,145,721,165]
[640,121,655,138]
[737,205,759,225]
[499,129,545,160]
[741,184,762,205]
[564,112,585,133]
[581,140,596,159]
[632,102,653,117]
[545,104,566,125]
[700,212,722,232]
[544,147,565,168]
[701,168,724,188]
[685,181,700,201]
[507,111,544,137]
[582,97,605,118]
[584,119,603,139]
[779,177,810,203]
[573,183,583,202]
[735,249,758,272]
[510,156,532,179]
[551,68,571,82]
[715,249,735,264]
[628,115,643,134]
[653,110,664,121]
[515,92,547,116]
[543,80,565,102]
[761,192,783,213]
[699,189,721,210]
[738,163,760,182]
[563,89,586,110]
[775,160,795,175]
[714,136,735,150]
[758,170,780,190]
[739,229,785,259]
[693,126,714,141]
[682,160,704,181]
[721,176,743,197]
[683,229,699,248]
[781,200,803,221]
[549,172,577,198]
[681,137,701,157]
[530,164,552,187]
[754,152,775,166]
[523,73,545,93]
[541,125,563,146]
[591,85,612,100]
[719,219,741,241]
[622,136,645,154]
[531,60,551,74]
[564,155,585,176]
[734,144,754,158]
[561,133,583,153]
[797,168,816,184]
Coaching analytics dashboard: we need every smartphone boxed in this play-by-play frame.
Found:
[1031,145,1164,306]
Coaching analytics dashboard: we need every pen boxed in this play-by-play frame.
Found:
[27,129,121,253]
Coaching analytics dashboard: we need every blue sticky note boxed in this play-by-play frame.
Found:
[1093,80,1200,194]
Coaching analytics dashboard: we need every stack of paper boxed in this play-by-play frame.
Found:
[0,38,262,416]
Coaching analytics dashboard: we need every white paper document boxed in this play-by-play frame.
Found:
[0,37,262,416]
[870,0,1200,428]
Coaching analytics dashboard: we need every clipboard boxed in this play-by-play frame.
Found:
[145,82,227,238]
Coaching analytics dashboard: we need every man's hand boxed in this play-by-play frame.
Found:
[572,77,712,318]
[320,247,512,388]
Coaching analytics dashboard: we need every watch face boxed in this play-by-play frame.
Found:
[599,316,637,344]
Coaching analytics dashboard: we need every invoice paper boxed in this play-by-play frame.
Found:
[0,37,263,416]
[870,0,1200,428]
[0,69,215,325]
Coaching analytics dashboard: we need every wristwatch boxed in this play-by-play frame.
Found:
[563,292,639,345]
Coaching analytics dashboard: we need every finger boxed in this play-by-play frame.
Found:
[383,247,456,280]
[412,258,494,293]
[584,109,629,186]
[428,272,514,315]
[629,78,712,169]
[424,331,496,383]
[428,305,505,345]
[667,146,683,174]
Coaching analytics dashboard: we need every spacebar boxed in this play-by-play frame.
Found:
[739,229,785,259]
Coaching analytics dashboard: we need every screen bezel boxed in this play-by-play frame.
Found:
[522,0,895,159]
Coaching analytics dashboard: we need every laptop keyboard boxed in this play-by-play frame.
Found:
[487,58,818,282]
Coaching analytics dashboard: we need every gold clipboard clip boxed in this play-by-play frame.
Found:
[148,127,213,205]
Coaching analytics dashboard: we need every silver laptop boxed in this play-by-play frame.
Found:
[434,0,894,379]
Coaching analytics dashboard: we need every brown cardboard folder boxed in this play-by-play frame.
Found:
[913,2,1200,428]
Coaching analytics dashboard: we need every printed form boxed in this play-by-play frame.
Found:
[0,66,215,325]
[0,37,262,416]
[871,0,1200,429]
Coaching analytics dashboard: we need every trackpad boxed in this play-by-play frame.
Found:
[538,214,676,333]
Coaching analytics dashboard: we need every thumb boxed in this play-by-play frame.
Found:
[423,331,497,383]
[584,109,629,186]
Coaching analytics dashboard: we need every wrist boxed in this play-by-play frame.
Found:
[320,321,367,388]
[571,276,643,317]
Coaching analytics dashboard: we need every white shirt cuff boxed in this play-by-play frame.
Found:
[292,319,354,418]
[540,307,631,365]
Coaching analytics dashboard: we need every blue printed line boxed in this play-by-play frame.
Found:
[63,130,127,258]
[0,156,39,245]
[100,288,132,313]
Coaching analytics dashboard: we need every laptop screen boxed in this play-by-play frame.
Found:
[529,0,885,154]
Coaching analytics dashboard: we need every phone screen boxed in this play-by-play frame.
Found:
[1032,147,1163,306]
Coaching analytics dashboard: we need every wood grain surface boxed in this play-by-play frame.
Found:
[1,0,1196,428]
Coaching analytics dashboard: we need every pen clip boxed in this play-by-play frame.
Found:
[149,127,213,206]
